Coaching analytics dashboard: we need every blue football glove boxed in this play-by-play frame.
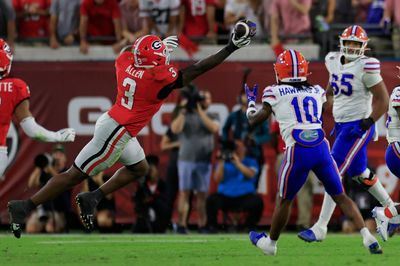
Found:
[245,83,258,105]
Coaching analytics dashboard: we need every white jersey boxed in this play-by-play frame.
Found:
[139,0,180,35]
[387,86,400,143]
[325,52,383,123]
[262,84,326,147]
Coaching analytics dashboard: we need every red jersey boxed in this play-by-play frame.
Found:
[80,0,121,38]
[108,52,179,137]
[13,0,51,38]
[182,0,215,37]
[0,78,30,146]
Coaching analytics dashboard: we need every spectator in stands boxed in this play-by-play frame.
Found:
[81,171,116,233]
[270,0,312,47]
[49,0,80,49]
[222,89,270,185]
[113,0,147,53]
[206,140,263,232]
[260,0,273,35]
[139,0,180,38]
[13,0,51,41]
[0,0,16,49]
[270,120,314,230]
[133,155,169,233]
[171,86,219,234]
[224,0,262,38]
[79,0,122,54]
[352,0,373,23]
[383,0,400,58]
[179,0,217,44]
[26,144,72,233]
[341,172,378,233]
[160,103,182,226]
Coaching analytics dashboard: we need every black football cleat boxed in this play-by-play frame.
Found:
[8,200,31,239]
[75,192,97,231]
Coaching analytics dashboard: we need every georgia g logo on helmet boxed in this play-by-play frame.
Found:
[151,40,162,50]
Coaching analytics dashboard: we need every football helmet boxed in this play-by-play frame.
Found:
[132,35,170,68]
[274,49,309,83]
[0,39,13,79]
[339,25,369,60]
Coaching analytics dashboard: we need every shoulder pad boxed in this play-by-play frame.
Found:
[325,52,339,63]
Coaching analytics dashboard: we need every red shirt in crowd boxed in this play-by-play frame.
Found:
[80,0,121,38]
[13,0,51,38]
[270,120,285,154]
[181,0,215,37]
[108,52,179,137]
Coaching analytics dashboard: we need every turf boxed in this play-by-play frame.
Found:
[0,233,399,266]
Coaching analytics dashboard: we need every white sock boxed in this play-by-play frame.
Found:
[360,227,372,239]
[360,227,375,245]
[315,192,336,228]
[368,180,394,207]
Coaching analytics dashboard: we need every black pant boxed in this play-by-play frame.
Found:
[206,193,264,230]
[133,199,170,233]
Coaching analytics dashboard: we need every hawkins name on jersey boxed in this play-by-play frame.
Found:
[262,84,326,147]
[325,52,383,123]
[387,86,400,143]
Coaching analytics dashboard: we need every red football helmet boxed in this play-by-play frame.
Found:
[274,49,309,83]
[339,25,369,60]
[0,39,13,79]
[132,35,170,68]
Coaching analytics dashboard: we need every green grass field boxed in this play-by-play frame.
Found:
[0,233,399,266]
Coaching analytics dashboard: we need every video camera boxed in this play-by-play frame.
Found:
[180,84,206,112]
[34,153,54,169]
[219,139,236,161]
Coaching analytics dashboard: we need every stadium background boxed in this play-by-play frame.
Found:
[0,55,399,226]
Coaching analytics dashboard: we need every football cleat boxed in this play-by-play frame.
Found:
[298,226,327,242]
[372,207,390,241]
[249,231,277,256]
[7,200,32,239]
[366,242,383,254]
[388,223,400,237]
[75,192,97,231]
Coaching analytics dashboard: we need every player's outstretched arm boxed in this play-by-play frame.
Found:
[14,100,76,142]
[180,20,256,87]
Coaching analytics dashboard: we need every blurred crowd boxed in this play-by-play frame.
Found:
[0,0,399,57]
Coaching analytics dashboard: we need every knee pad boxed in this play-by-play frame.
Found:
[351,168,377,189]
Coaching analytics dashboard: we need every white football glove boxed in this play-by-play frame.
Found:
[231,32,251,49]
[55,128,76,142]
[246,105,257,119]
[162,36,179,52]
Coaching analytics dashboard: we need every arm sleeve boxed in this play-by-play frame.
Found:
[391,87,400,107]
[362,57,383,88]
[20,117,61,142]
[15,78,30,104]
[262,86,278,108]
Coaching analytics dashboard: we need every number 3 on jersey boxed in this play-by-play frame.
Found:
[331,73,354,96]
[121,77,136,110]
[291,96,320,124]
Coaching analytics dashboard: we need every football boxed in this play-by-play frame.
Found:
[234,20,256,40]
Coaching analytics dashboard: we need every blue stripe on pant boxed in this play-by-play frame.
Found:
[278,140,343,200]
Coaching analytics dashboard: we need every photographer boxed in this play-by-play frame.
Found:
[171,85,219,234]
[206,140,263,232]
[26,144,72,233]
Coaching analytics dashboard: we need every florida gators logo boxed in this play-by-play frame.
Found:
[299,130,319,142]
[151,41,162,50]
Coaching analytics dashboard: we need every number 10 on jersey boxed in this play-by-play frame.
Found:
[291,96,321,124]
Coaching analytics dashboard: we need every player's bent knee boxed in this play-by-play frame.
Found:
[351,168,377,189]
[125,159,149,178]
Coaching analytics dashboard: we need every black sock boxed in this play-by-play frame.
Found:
[92,188,105,203]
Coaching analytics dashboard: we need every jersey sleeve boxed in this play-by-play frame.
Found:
[315,85,327,104]
[262,86,278,107]
[391,87,400,107]
[324,52,336,74]
[150,65,179,85]
[13,78,30,105]
[361,57,383,88]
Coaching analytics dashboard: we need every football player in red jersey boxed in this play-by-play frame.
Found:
[8,20,257,238]
[0,39,75,180]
